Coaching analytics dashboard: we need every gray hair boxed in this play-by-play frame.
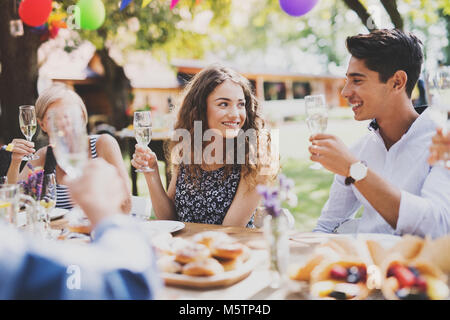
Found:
[35,83,88,124]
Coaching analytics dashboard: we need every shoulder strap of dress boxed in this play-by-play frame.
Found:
[89,135,100,159]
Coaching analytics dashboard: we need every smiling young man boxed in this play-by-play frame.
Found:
[310,29,450,238]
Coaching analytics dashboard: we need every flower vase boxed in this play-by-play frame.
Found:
[263,213,290,289]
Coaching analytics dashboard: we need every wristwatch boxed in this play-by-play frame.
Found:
[345,161,368,185]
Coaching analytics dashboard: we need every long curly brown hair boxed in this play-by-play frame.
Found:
[167,65,277,190]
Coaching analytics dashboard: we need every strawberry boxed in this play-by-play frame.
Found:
[330,265,348,280]
[392,265,416,288]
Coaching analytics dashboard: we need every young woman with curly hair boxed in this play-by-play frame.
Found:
[132,65,277,227]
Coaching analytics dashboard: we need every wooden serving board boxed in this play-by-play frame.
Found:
[162,250,266,289]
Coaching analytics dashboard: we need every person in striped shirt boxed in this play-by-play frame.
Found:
[6,84,131,213]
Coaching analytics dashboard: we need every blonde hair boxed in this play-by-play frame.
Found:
[35,83,88,124]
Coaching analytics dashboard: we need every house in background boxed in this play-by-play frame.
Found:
[39,44,347,131]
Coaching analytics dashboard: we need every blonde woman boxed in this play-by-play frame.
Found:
[7,84,131,213]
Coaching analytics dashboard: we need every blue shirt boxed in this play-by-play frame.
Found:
[0,215,163,299]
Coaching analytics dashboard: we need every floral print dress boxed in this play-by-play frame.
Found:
[174,164,254,228]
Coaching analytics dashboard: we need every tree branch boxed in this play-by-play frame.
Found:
[342,0,377,31]
[379,0,403,30]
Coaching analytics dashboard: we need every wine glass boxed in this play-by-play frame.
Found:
[48,108,89,179]
[424,66,450,167]
[134,111,154,172]
[305,94,328,170]
[19,105,39,161]
[37,173,57,239]
[47,107,89,227]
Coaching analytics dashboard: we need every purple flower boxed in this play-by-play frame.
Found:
[256,185,269,199]
[257,173,298,218]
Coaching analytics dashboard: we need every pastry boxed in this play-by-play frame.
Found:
[289,246,341,281]
[182,258,225,277]
[211,241,245,260]
[191,231,233,248]
[381,253,449,300]
[217,256,244,272]
[174,242,211,264]
[310,258,371,300]
[157,255,183,274]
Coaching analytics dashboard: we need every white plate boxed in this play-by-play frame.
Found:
[355,233,401,248]
[49,208,68,221]
[142,220,185,234]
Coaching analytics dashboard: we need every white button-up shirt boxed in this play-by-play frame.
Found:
[314,108,450,238]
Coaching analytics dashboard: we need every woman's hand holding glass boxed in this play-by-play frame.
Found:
[18,105,39,161]
[133,111,154,172]
[7,139,35,163]
[131,145,158,173]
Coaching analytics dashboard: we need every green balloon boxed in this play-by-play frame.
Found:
[76,0,106,30]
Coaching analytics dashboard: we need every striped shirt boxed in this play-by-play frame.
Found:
[46,135,99,210]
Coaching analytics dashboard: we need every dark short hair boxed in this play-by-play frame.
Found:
[346,29,423,98]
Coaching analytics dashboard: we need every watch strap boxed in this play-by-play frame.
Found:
[345,176,355,186]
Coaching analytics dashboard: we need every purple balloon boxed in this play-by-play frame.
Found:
[279,0,319,17]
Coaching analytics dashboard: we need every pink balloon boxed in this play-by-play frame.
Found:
[279,0,319,17]
[170,0,180,10]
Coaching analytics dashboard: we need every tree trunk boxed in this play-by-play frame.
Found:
[342,0,377,31]
[380,0,403,30]
[0,0,42,144]
[97,48,131,131]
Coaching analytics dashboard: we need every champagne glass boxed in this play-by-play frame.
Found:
[48,108,89,179]
[47,107,89,227]
[19,105,39,161]
[134,111,154,172]
[305,94,328,170]
[424,67,450,167]
[37,173,57,239]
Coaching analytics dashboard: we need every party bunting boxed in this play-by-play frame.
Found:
[120,0,133,11]
[142,0,153,8]
[170,0,179,10]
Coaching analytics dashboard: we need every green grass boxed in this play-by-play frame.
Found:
[280,158,335,232]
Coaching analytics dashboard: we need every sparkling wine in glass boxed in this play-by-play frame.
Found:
[48,108,89,179]
[424,67,450,167]
[305,94,328,170]
[38,173,57,238]
[47,107,89,227]
[134,111,154,172]
[19,105,39,161]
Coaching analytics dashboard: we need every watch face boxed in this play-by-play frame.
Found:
[350,162,367,181]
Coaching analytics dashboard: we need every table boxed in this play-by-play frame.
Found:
[160,223,342,300]
[50,219,415,300]
[115,128,172,195]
